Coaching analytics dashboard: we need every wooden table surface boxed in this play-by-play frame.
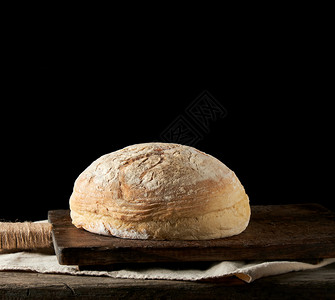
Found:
[0,263,334,299]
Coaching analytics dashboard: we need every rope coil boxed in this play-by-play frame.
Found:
[0,222,53,252]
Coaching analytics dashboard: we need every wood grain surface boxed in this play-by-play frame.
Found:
[1,264,335,299]
[48,204,335,267]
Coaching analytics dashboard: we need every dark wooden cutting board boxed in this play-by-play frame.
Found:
[48,204,335,267]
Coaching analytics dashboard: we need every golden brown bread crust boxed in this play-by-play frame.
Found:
[70,143,250,240]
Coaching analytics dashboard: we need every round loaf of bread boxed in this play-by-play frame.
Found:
[69,143,250,240]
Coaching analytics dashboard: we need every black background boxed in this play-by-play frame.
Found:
[2,17,334,221]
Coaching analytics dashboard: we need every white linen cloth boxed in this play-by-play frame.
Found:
[1,251,334,283]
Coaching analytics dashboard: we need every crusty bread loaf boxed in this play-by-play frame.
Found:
[70,143,250,240]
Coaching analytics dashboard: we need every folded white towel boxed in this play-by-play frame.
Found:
[1,251,334,283]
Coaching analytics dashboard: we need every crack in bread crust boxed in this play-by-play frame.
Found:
[71,196,250,240]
